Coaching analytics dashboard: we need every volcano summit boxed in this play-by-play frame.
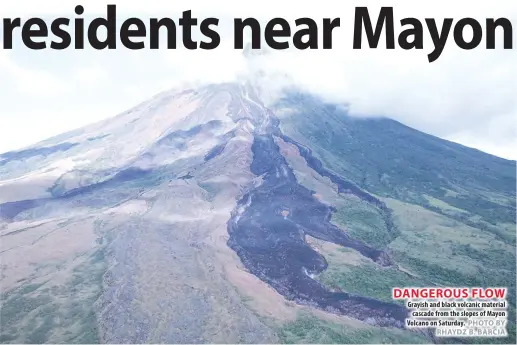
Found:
[0,80,515,343]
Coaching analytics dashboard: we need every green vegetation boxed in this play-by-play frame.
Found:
[275,93,516,343]
[0,244,107,343]
[318,260,426,304]
[275,93,516,227]
[279,313,429,344]
[386,199,515,290]
[331,197,392,249]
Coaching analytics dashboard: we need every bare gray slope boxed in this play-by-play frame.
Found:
[1,84,280,343]
[3,81,511,344]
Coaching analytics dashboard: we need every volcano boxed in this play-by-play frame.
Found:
[0,78,515,343]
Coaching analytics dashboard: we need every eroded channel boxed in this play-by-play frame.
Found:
[227,92,408,327]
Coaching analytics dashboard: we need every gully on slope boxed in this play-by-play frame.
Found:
[226,90,408,328]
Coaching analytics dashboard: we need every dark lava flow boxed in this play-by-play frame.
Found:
[227,93,407,327]
[279,134,396,234]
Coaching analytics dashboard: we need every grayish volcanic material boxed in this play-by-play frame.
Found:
[1,81,514,344]
[226,87,407,327]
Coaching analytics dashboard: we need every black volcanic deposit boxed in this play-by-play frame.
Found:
[278,134,396,234]
[2,81,516,344]
[226,92,408,327]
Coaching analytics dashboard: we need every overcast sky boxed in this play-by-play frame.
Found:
[0,0,516,159]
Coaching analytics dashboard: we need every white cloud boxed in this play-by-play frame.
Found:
[0,0,515,159]
[0,107,116,153]
[74,65,108,84]
[0,51,69,96]
[236,42,516,159]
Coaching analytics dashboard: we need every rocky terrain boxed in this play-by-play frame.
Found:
[0,80,515,343]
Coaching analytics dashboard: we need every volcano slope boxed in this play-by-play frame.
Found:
[0,83,515,344]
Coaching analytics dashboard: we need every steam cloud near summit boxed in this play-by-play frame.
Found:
[0,0,515,159]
